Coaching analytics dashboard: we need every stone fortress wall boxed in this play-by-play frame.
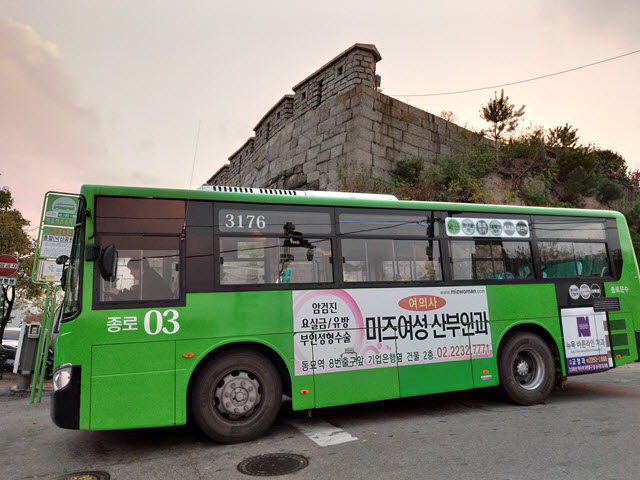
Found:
[207,44,473,191]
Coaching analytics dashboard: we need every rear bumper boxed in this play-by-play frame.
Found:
[50,365,81,429]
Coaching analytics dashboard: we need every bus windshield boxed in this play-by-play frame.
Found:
[61,202,84,320]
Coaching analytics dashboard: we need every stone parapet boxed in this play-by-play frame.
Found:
[206,44,480,192]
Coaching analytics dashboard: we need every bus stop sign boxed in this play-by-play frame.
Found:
[0,254,19,277]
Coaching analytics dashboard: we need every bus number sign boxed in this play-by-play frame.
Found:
[106,310,180,335]
[223,214,266,230]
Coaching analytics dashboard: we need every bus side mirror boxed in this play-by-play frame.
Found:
[60,268,68,290]
[56,255,70,290]
[98,244,118,281]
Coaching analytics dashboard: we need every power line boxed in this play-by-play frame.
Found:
[388,48,640,98]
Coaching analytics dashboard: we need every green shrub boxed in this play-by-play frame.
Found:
[393,157,424,184]
[595,177,623,204]
[521,178,550,206]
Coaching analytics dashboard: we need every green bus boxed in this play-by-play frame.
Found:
[52,185,640,443]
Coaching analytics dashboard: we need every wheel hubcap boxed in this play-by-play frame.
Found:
[513,349,545,391]
[516,360,530,376]
[215,371,261,420]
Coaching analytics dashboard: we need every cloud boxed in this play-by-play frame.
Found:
[0,16,106,226]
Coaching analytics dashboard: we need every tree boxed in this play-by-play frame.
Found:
[480,89,525,161]
[547,123,579,148]
[439,110,458,123]
[0,185,43,343]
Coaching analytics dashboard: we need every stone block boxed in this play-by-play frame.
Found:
[344,136,372,154]
[284,173,306,190]
[295,135,312,154]
[330,145,343,158]
[336,110,352,125]
[374,131,394,148]
[388,126,403,141]
[358,126,374,142]
[373,155,392,172]
[303,159,318,174]
[371,143,387,158]
[391,117,408,131]
[346,149,373,166]
[358,105,383,123]
[330,102,348,117]
[317,149,331,164]
[320,132,347,152]
[305,145,321,161]
[317,116,336,135]
[407,123,429,139]
[403,132,430,151]
[349,115,374,131]
[281,158,294,172]
[293,152,306,167]
[399,142,419,157]
[371,167,391,181]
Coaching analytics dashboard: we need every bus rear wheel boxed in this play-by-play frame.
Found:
[191,349,282,444]
[498,332,555,406]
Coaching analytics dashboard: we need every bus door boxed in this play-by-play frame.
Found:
[395,288,478,397]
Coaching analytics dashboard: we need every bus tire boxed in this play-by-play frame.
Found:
[191,349,282,444]
[498,332,555,406]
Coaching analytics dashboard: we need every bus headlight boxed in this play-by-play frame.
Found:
[53,364,73,391]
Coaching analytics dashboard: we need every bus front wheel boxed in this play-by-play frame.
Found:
[191,349,282,444]
[498,332,555,405]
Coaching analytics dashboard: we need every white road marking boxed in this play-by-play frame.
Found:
[284,418,358,447]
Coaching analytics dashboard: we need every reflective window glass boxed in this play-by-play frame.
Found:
[95,197,185,234]
[534,217,606,240]
[450,240,533,280]
[339,211,438,237]
[97,235,180,302]
[341,238,442,282]
[539,241,609,278]
[218,204,332,235]
[219,237,333,285]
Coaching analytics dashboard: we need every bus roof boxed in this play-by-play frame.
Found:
[79,184,623,219]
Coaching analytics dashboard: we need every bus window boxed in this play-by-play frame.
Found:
[450,240,533,280]
[219,237,332,285]
[338,211,437,237]
[218,204,332,236]
[539,241,610,278]
[534,217,606,240]
[503,242,535,279]
[98,235,180,302]
[341,238,442,283]
[574,243,610,277]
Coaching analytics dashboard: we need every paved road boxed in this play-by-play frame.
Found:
[1,363,639,480]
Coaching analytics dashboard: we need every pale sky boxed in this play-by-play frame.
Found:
[2,0,639,229]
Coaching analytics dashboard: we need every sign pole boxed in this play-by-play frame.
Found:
[29,191,79,403]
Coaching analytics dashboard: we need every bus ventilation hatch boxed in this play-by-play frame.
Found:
[197,185,398,201]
